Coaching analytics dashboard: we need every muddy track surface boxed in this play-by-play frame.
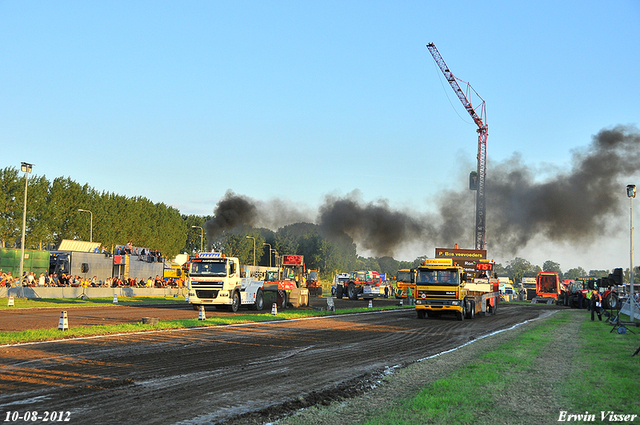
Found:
[0,301,559,424]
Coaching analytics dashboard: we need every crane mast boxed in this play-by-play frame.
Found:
[426,43,488,250]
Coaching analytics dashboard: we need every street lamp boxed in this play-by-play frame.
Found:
[191,226,204,252]
[263,243,272,267]
[18,162,34,285]
[77,209,93,242]
[246,236,256,266]
[627,184,636,323]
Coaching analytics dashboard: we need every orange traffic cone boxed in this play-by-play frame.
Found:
[198,305,206,320]
[58,311,69,331]
[7,296,14,307]
[271,303,278,315]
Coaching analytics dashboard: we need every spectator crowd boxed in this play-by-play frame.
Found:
[1,269,183,288]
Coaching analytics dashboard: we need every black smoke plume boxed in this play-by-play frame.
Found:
[203,190,258,245]
[487,125,640,255]
[203,125,640,259]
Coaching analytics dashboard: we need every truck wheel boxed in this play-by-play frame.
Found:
[252,290,264,311]
[465,301,475,319]
[192,304,201,311]
[230,291,240,313]
[417,310,426,319]
[348,284,358,300]
[336,284,344,299]
[456,304,465,321]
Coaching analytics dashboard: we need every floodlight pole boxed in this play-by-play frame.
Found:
[18,162,33,287]
[628,185,636,323]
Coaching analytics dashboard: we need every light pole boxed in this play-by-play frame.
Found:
[77,209,93,242]
[263,243,272,267]
[246,236,256,266]
[627,184,636,323]
[191,226,204,252]
[18,162,34,285]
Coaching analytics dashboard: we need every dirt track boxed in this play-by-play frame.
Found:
[0,299,560,424]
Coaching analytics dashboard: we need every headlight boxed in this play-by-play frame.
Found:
[451,301,459,306]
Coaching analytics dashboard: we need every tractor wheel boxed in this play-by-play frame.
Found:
[605,292,619,310]
[347,284,358,300]
[336,284,344,299]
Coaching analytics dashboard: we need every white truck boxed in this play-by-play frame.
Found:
[187,252,270,312]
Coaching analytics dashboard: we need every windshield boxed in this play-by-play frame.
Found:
[190,261,227,277]
[416,269,458,285]
[265,270,279,282]
[397,270,413,283]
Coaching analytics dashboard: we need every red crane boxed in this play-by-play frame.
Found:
[426,42,488,250]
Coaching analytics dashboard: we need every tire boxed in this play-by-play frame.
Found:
[336,284,344,299]
[604,292,619,310]
[465,300,475,319]
[279,291,287,309]
[456,303,465,321]
[253,290,264,311]
[192,304,201,311]
[347,284,358,300]
[230,291,240,313]
[417,309,426,319]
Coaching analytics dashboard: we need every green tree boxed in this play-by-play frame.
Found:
[0,167,22,247]
[378,256,400,278]
[506,257,535,284]
[564,267,587,279]
[588,269,610,279]
[542,260,562,278]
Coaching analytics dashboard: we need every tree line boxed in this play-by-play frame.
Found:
[3,167,633,283]
[0,167,186,257]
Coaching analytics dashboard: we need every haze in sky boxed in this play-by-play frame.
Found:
[1,1,638,272]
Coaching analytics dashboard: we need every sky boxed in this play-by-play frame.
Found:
[1,1,639,272]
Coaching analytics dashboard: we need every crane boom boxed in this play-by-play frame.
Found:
[426,43,488,250]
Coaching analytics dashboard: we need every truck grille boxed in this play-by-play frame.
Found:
[418,290,457,300]
[196,290,219,299]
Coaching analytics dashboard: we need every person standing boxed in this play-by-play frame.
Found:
[591,290,603,321]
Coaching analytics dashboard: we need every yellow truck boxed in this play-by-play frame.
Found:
[395,268,416,299]
[414,258,500,320]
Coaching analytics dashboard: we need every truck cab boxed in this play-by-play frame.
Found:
[395,268,416,299]
[187,252,264,312]
[415,258,499,321]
